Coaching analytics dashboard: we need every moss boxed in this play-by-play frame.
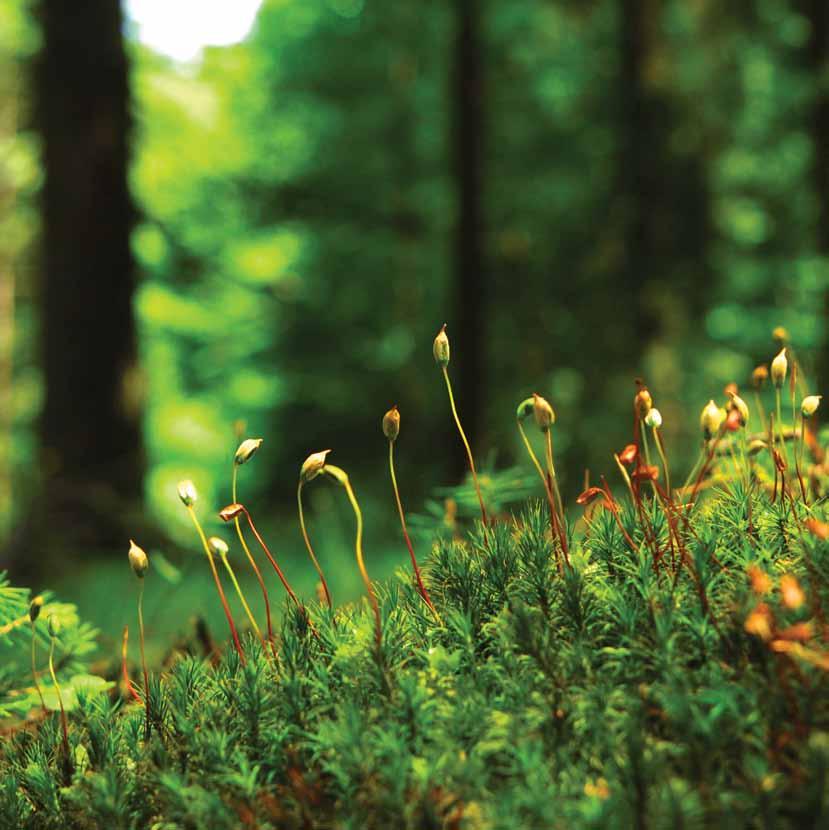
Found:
[1,485,829,828]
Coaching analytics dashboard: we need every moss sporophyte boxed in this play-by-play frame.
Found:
[179,480,245,663]
[383,405,440,621]
[434,324,489,533]
[4,323,829,828]
[128,540,151,737]
[297,450,334,609]
[231,437,275,647]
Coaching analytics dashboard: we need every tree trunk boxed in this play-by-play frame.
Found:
[618,0,661,349]
[14,0,142,572]
[450,0,486,478]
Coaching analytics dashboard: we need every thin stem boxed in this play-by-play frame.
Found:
[775,388,789,468]
[791,377,797,446]
[599,476,637,552]
[30,621,45,711]
[544,430,565,520]
[219,552,261,638]
[296,481,333,608]
[441,365,488,530]
[639,421,659,500]
[679,445,706,501]
[137,581,150,738]
[48,637,70,761]
[614,453,637,505]
[121,625,141,704]
[187,506,245,663]
[640,422,652,467]
[389,441,440,621]
[518,420,563,573]
[232,465,275,646]
[690,426,728,504]
[796,415,808,502]
[239,505,312,622]
[653,427,671,498]
[341,475,382,650]
[518,420,548,486]
[544,429,569,564]
[740,429,751,489]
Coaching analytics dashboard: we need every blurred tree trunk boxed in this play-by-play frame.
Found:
[618,0,661,350]
[14,0,142,571]
[450,0,486,477]
[802,0,829,381]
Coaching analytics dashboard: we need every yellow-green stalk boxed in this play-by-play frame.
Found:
[128,540,151,737]
[516,398,548,489]
[219,501,313,643]
[644,408,671,497]
[434,324,489,530]
[121,625,141,703]
[727,392,751,488]
[323,461,381,649]
[679,400,724,500]
[29,596,45,711]
[47,614,70,762]
[771,347,789,467]
[231,439,275,645]
[383,406,440,621]
[297,450,334,608]
[634,386,659,499]
[517,397,563,571]
[208,536,262,641]
[531,393,569,564]
[178,480,245,663]
[800,395,822,496]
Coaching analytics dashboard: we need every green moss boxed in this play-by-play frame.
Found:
[2,485,829,828]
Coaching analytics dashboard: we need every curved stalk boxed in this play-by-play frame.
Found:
[518,420,548,487]
[297,480,333,608]
[232,465,274,645]
[238,505,303,610]
[340,473,382,650]
[442,365,488,530]
[544,429,569,565]
[186,506,245,663]
[388,440,440,621]
[679,445,706,501]
[653,427,671,498]
[30,620,45,711]
[137,580,150,737]
[518,419,563,572]
[218,548,261,640]
[48,636,70,761]
[121,625,141,703]
[796,414,808,502]
[775,388,789,468]
[230,503,322,639]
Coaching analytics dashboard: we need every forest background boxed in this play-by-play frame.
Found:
[0,0,827,652]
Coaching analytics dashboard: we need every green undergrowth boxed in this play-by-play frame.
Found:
[3,485,829,829]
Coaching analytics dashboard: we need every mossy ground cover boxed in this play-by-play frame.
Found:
[2,330,829,828]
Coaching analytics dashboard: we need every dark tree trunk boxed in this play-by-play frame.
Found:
[13,0,142,571]
[618,0,661,349]
[450,0,486,477]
